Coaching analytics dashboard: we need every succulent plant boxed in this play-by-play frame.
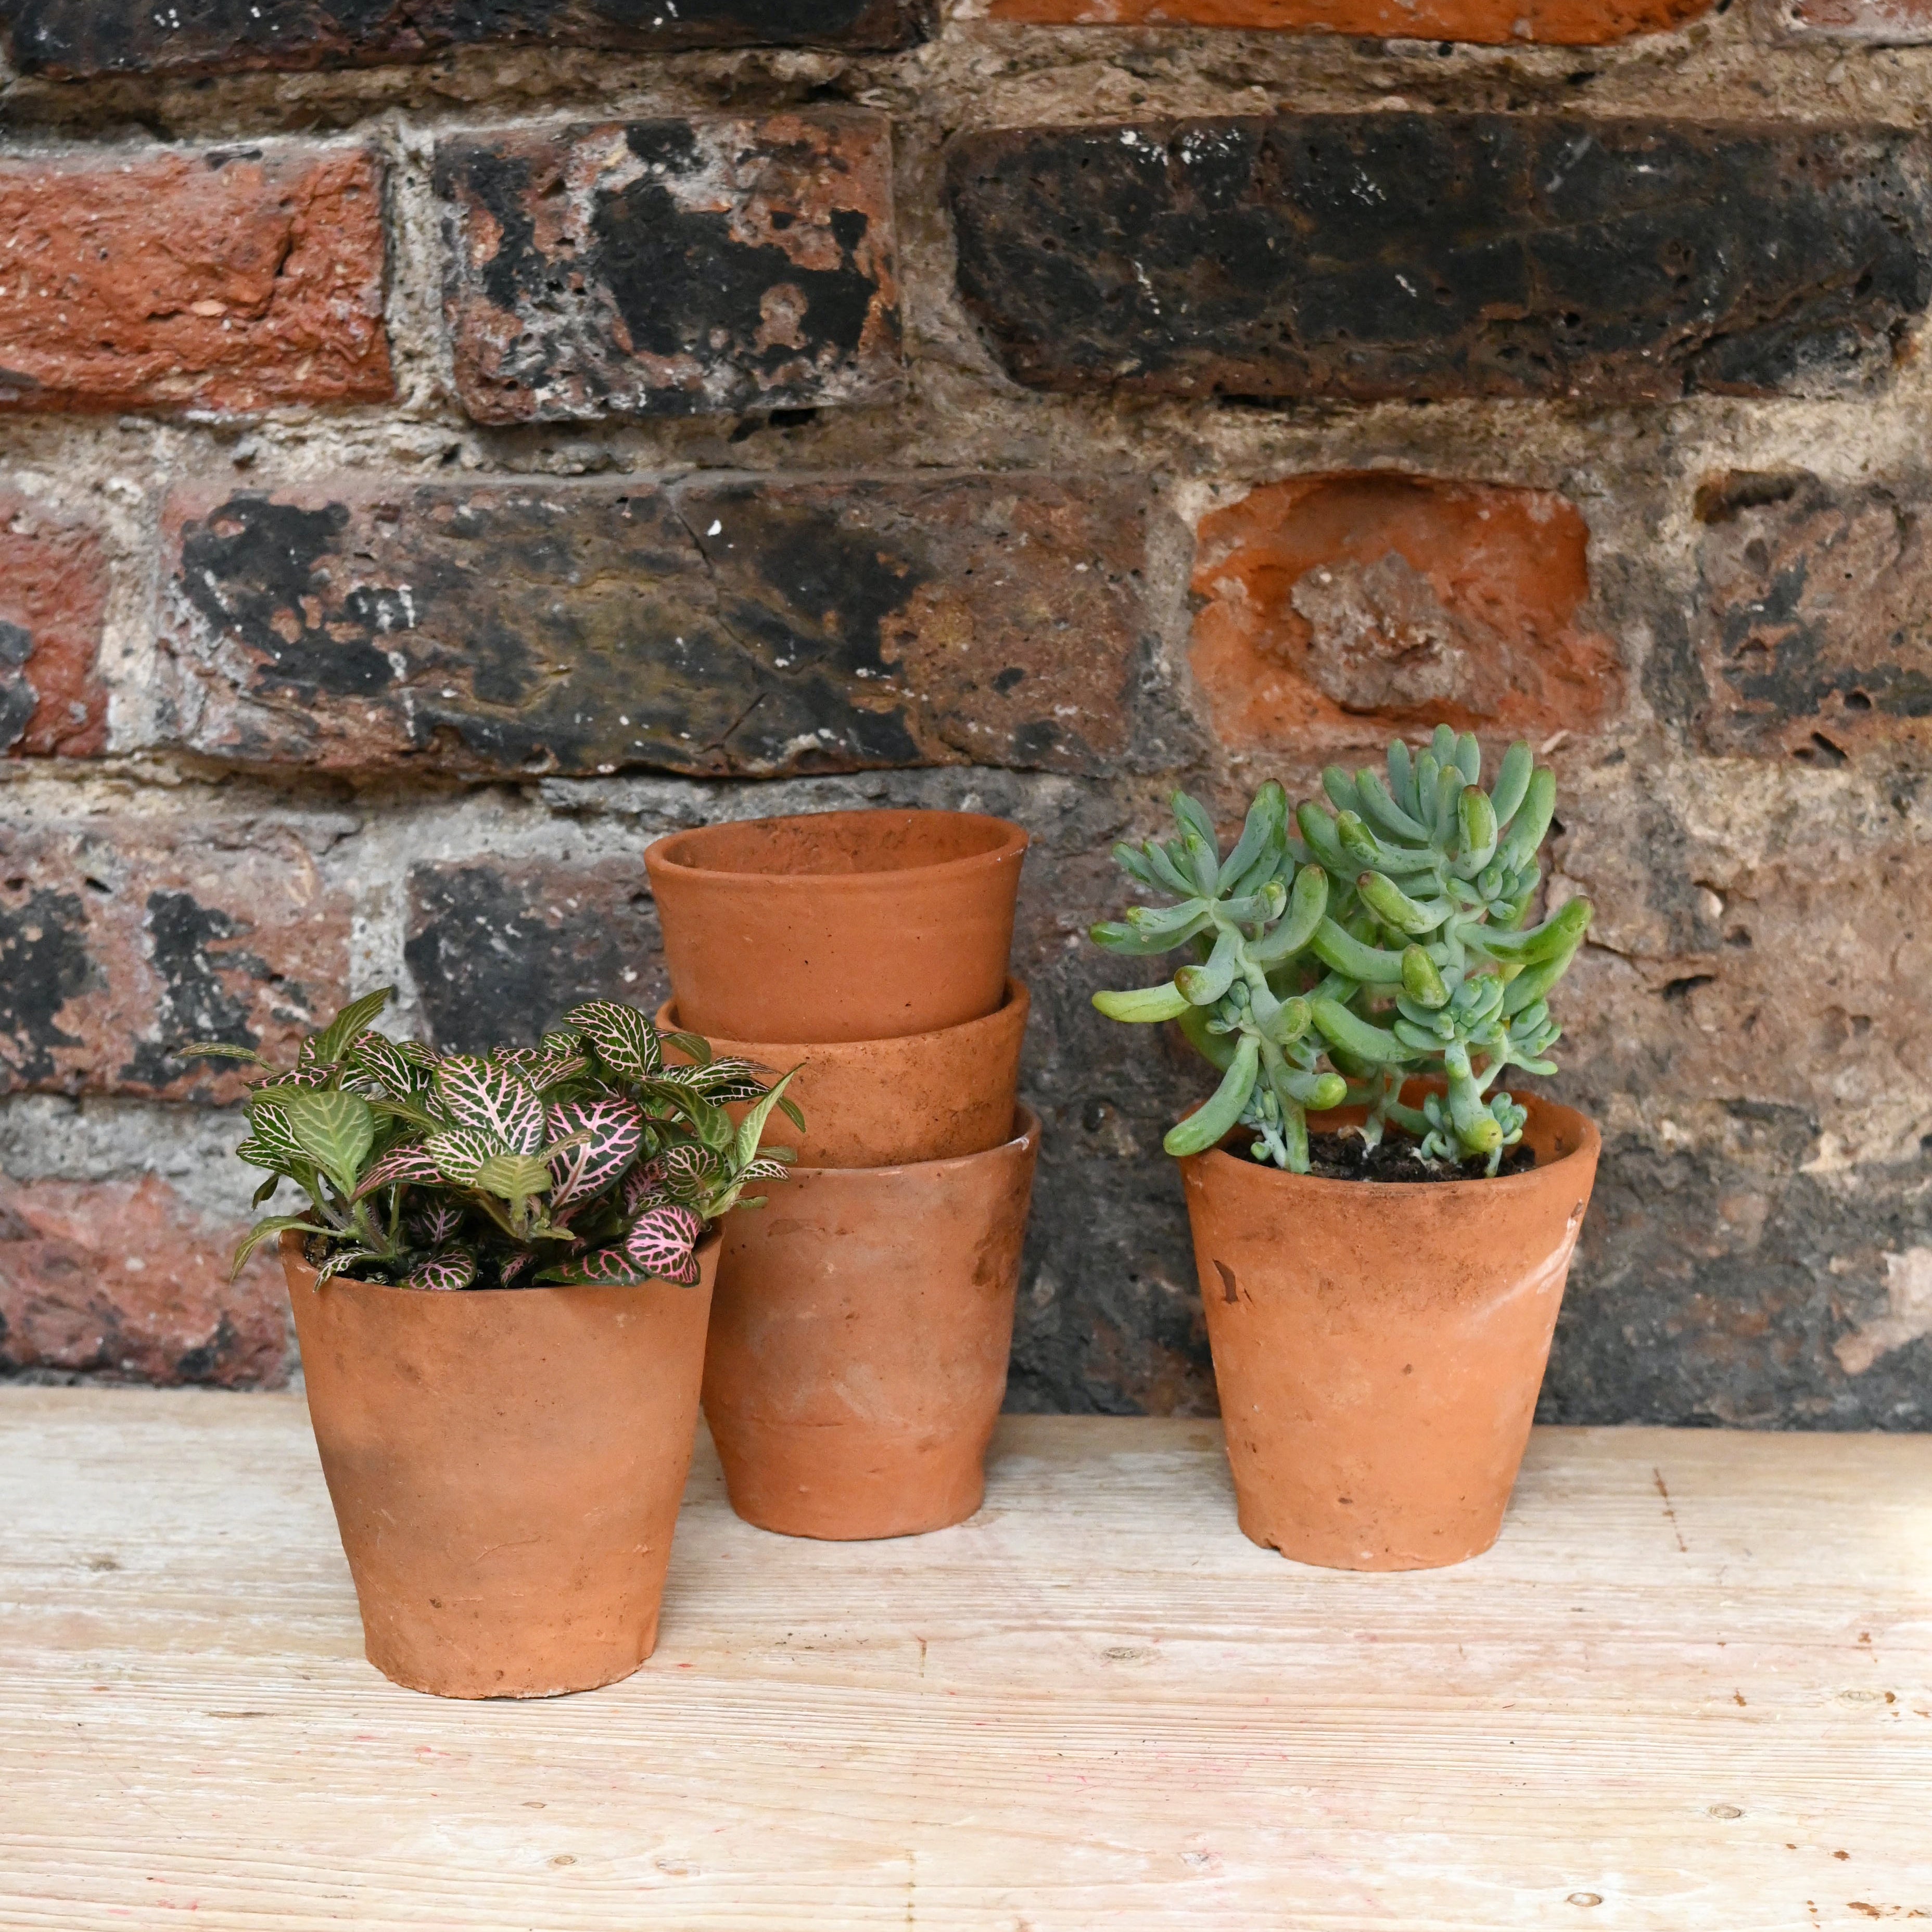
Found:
[185,990,801,1290]
[1091,728,1591,1177]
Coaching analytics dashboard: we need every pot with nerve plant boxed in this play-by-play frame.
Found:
[187,992,800,1698]
[1092,729,1601,1571]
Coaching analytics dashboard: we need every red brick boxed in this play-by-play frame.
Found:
[0,1174,289,1387]
[438,114,901,424]
[1689,472,1932,762]
[983,0,1709,43]
[1,492,108,757]
[0,145,391,417]
[0,818,351,1101]
[1778,0,1932,37]
[1189,473,1622,755]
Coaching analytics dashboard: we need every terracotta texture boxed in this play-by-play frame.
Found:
[0,146,391,417]
[1180,1092,1600,1570]
[0,815,351,1102]
[1190,474,1622,754]
[657,982,1029,1168]
[1,493,110,759]
[703,1109,1040,1540]
[0,1173,289,1386]
[438,115,901,425]
[158,476,1146,779]
[647,810,1028,1043]
[1690,471,1932,763]
[284,1233,718,1699]
[983,0,1710,42]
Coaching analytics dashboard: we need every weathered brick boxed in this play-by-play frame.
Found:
[0,146,391,418]
[0,818,350,1101]
[1777,0,1932,39]
[947,118,1932,403]
[1190,473,1621,754]
[0,0,932,75]
[158,476,1148,779]
[0,493,108,758]
[405,859,669,1052]
[0,1174,289,1388]
[438,115,901,425]
[982,0,1709,42]
[1688,472,1932,763]
[0,0,935,74]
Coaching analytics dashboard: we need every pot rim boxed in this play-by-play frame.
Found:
[645,808,1029,886]
[281,1226,722,1298]
[1183,1090,1600,1199]
[778,1103,1041,1181]
[656,977,1029,1051]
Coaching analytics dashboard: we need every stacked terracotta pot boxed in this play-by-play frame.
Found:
[646,808,1038,1541]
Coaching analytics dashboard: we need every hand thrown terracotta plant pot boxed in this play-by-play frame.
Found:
[656,981,1030,1169]
[283,1231,718,1699]
[1178,1091,1600,1572]
[645,809,1028,1044]
[702,1109,1041,1541]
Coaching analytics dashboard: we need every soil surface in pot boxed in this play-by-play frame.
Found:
[1298,1129,1538,1185]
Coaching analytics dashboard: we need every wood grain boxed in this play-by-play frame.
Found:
[1,1391,1926,1929]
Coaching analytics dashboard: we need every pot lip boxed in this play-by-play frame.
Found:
[644,808,1029,887]
[280,1226,722,1297]
[779,1103,1041,1181]
[656,977,1030,1052]
[1181,1092,1600,1198]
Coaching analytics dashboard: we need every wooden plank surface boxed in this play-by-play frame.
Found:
[0,1391,1926,1930]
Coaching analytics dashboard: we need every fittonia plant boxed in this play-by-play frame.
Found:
[1091,728,1592,1177]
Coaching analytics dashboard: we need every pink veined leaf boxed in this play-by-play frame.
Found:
[563,1245,651,1286]
[406,1200,464,1248]
[660,1144,724,1196]
[546,1097,646,1207]
[622,1158,669,1215]
[431,1055,546,1155]
[354,1142,443,1198]
[347,1029,429,1095]
[565,1000,663,1084]
[257,1065,334,1091]
[625,1205,704,1286]
[499,1252,538,1289]
[407,1248,477,1293]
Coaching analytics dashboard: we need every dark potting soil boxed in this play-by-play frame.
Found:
[1303,1130,1537,1185]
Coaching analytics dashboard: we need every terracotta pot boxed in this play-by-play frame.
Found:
[283,1231,718,1699]
[702,1108,1041,1541]
[1178,1091,1600,1572]
[656,981,1030,1169]
[644,808,1028,1043]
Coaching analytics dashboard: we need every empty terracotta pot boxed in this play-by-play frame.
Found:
[284,1232,718,1698]
[645,809,1028,1043]
[702,1109,1041,1541]
[1179,1091,1600,1572]
[657,981,1030,1169]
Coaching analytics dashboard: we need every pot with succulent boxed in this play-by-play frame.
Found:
[1091,728,1601,1572]
[187,993,802,1699]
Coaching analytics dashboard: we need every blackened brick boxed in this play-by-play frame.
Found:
[946,117,1932,404]
[0,0,933,78]
[405,859,669,1052]
[439,114,901,425]
[158,475,1149,780]
[985,0,1708,40]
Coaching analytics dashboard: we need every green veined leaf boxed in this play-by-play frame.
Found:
[231,1216,328,1279]
[177,1042,265,1064]
[308,988,396,1070]
[313,1249,384,1287]
[472,1151,553,1202]
[662,1030,712,1068]
[566,1000,664,1084]
[276,1088,377,1193]
[731,1069,799,1171]
[433,1055,545,1154]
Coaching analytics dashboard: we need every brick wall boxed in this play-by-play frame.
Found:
[2,0,1927,1422]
